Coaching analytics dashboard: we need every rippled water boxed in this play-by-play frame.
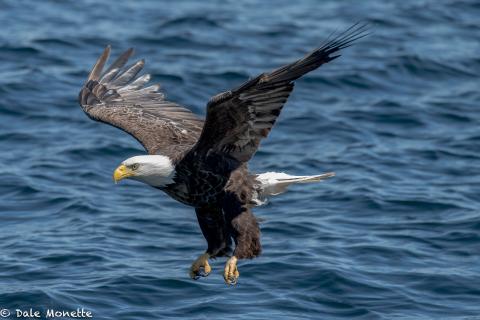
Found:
[1,0,479,319]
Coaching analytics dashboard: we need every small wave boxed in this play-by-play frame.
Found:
[132,35,230,51]
[338,109,425,127]
[39,253,108,265]
[0,45,40,56]
[0,132,37,143]
[32,38,78,48]
[158,16,222,29]
[58,201,102,215]
[387,54,476,78]
[151,73,185,84]
[191,70,250,82]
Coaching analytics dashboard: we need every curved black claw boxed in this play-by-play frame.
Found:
[190,266,211,280]
[226,275,238,286]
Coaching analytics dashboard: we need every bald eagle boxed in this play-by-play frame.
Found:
[78,23,368,285]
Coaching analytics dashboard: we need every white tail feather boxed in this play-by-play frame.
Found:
[253,171,335,205]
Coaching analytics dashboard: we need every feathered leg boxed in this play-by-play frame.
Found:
[223,194,262,285]
[191,207,231,279]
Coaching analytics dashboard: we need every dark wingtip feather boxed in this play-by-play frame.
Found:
[320,22,371,54]
[87,45,111,82]
[104,47,135,75]
[326,54,341,62]
[265,22,369,84]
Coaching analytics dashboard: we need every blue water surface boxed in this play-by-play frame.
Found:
[1,0,479,319]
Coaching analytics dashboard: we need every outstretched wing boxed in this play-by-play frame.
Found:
[79,46,204,158]
[191,23,369,163]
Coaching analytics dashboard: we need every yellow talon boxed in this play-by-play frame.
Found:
[189,253,211,279]
[224,256,239,285]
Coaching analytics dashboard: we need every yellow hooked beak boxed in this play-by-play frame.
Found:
[113,164,134,183]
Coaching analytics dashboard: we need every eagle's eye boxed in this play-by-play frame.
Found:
[131,163,140,170]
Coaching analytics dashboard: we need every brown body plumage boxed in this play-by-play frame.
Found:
[78,23,368,284]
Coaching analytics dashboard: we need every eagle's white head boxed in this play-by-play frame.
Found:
[113,155,175,187]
